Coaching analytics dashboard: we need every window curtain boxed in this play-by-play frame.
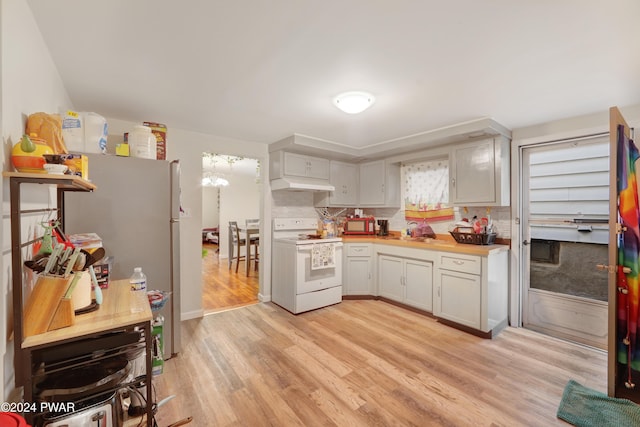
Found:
[403,160,454,221]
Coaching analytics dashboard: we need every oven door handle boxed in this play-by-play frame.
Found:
[296,242,343,252]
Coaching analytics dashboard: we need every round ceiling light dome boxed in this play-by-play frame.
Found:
[333,91,375,114]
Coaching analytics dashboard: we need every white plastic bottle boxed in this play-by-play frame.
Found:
[130,267,147,291]
[83,112,108,153]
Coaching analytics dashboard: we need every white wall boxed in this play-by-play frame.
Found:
[202,186,219,229]
[104,118,270,320]
[1,0,74,399]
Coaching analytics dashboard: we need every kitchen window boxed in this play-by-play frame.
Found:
[402,158,453,221]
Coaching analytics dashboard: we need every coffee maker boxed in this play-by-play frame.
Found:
[377,219,389,236]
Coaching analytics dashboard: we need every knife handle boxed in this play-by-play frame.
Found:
[89,266,103,305]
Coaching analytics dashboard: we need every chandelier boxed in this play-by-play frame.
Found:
[202,153,244,187]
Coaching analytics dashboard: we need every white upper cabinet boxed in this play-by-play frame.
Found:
[315,160,358,206]
[449,136,510,206]
[359,160,401,207]
[270,151,330,180]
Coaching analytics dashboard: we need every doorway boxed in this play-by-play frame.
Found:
[521,135,610,349]
[201,153,260,313]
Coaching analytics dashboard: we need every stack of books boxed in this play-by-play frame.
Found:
[67,233,103,250]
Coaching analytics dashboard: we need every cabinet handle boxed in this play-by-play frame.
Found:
[438,286,440,297]
[451,178,456,187]
[453,260,465,265]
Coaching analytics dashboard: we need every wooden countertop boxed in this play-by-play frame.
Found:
[22,279,152,349]
[341,234,510,256]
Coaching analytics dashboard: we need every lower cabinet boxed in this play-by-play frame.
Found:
[344,243,373,295]
[435,268,481,329]
[434,250,509,334]
[342,241,509,337]
[378,254,433,312]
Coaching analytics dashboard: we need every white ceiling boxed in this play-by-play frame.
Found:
[27,0,640,149]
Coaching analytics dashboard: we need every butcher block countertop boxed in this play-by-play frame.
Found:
[341,233,510,256]
[22,279,152,349]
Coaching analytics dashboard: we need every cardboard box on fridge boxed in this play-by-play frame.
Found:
[63,153,89,180]
[143,122,167,160]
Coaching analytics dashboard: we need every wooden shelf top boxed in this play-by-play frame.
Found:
[22,279,152,349]
[2,171,96,191]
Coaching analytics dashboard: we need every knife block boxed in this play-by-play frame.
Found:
[23,276,76,337]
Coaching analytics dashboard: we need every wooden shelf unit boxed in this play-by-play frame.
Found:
[3,172,154,426]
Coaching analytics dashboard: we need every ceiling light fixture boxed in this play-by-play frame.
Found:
[333,91,375,114]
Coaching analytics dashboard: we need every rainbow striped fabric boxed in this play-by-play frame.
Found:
[617,124,640,379]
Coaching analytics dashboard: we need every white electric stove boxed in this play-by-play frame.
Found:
[272,218,343,314]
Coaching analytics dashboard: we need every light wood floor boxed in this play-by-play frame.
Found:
[151,299,607,427]
[202,243,259,314]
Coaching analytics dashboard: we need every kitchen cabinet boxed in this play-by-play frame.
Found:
[433,250,508,335]
[270,151,330,180]
[378,254,433,312]
[343,243,373,295]
[359,160,401,207]
[3,172,154,426]
[315,160,359,206]
[449,136,510,206]
[436,264,482,329]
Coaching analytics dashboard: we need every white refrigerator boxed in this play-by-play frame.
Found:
[63,153,181,359]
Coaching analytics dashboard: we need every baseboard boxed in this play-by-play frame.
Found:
[437,318,493,339]
[181,309,204,321]
[258,293,271,302]
[342,295,377,300]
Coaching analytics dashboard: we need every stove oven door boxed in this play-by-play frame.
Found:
[295,242,343,293]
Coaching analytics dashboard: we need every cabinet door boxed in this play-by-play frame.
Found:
[436,269,481,329]
[282,152,329,179]
[330,161,358,205]
[451,139,496,205]
[404,259,433,312]
[378,255,403,301]
[345,257,372,295]
[307,156,330,180]
[359,161,385,205]
[283,152,311,177]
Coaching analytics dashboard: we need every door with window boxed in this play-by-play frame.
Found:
[521,135,610,349]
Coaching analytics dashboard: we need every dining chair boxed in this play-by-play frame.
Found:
[245,219,260,271]
[228,221,246,273]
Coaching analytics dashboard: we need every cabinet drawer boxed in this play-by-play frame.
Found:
[439,253,481,275]
[346,244,372,257]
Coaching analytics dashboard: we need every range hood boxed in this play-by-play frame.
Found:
[271,176,335,192]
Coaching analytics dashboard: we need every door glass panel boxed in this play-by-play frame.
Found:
[525,136,609,301]
[529,239,608,301]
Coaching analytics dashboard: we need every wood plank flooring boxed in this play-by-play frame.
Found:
[151,300,607,427]
[202,243,259,314]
